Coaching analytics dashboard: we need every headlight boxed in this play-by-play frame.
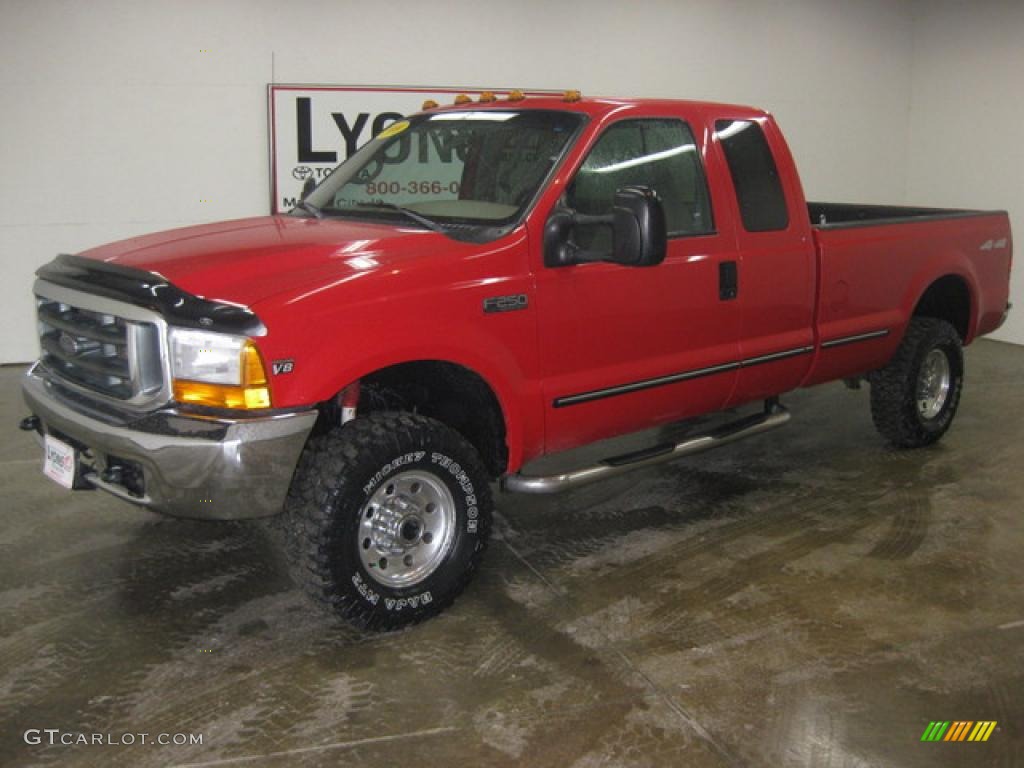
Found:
[169,328,271,410]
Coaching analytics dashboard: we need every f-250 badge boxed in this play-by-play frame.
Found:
[483,294,528,314]
[272,359,295,375]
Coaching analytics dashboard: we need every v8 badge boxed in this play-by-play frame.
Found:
[272,359,295,375]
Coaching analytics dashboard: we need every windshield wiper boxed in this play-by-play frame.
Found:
[293,200,323,219]
[356,202,446,233]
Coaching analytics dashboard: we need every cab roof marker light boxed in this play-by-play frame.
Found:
[453,94,472,105]
[506,89,525,102]
[478,91,497,103]
[563,90,582,102]
[421,99,439,110]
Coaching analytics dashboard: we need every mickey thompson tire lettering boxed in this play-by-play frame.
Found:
[432,452,479,532]
[362,451,425,495]
[280,411,492,631]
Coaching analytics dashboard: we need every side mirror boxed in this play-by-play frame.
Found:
[544,186,667,268]
[610,186,667,267]
[301,175,317,199]
[543,208,577,267]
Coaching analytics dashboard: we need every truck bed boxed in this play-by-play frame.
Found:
[802,204,1012,387]
[808,201,1003,229]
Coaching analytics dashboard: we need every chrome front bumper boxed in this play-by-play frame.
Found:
[22,366,317,520]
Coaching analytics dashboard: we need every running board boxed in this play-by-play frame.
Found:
[502,404,791,495]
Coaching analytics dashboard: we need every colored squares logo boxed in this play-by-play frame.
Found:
[921,721,997,742]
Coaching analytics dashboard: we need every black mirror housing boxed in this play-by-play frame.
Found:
[543,185,667,268]
[611,186,666,267]
[543,208,577,267]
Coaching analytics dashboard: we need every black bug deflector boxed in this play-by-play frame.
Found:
[37,254,266,337]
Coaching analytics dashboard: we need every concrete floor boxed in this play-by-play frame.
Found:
[1,339,1022,768]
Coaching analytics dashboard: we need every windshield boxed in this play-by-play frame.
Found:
[302,109,584,231]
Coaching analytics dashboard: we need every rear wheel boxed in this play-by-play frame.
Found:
[869,317,964,448]
[282,412,492,630]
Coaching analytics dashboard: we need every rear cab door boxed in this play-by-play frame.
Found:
[707,112,817,405]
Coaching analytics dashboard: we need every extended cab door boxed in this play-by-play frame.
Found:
[710,115,816,405]
[535,115,742,454]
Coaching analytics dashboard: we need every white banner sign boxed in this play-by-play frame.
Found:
[267,85,553,214]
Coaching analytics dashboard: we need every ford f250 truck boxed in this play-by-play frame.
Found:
[21,93,1012,629]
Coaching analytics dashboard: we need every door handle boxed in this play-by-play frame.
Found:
[719,261,738,301]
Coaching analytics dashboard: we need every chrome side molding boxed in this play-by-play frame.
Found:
[502,404,791,495]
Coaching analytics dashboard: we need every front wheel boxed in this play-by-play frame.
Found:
[869,317,964,448]
[282,412,492,630]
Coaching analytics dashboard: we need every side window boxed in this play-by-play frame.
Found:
[568,119,713,249]
[715,120,789,232]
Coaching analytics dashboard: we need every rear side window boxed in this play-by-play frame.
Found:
[569,118,713,249]
[715,120,788,232]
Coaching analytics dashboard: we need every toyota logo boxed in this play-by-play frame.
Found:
[292,166,314,181]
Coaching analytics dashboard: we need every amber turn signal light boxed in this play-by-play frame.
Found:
[173,342,271,410]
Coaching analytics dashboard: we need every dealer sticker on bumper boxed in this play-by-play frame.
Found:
[43,434,76,489]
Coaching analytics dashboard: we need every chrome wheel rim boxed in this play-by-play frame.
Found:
[916,348,951,420]
[358,470,456,588]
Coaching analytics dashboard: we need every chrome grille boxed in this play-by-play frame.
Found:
[36,295,164,402]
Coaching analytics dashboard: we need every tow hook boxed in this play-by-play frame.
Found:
[19,415,40,432]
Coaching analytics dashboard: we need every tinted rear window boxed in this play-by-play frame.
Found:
[715,120,788,232]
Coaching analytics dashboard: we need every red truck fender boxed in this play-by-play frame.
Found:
[287,338,540,475]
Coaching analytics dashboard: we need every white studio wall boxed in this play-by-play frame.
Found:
[0,0,1017,364]
[905,0,1024,346]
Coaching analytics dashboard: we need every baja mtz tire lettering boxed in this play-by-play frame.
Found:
[352,572,380,605]
[384,592,432,611]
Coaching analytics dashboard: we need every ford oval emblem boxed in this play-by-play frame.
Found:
[59,333,78,355]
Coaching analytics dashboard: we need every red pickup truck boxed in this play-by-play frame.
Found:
[21,93,1012,629]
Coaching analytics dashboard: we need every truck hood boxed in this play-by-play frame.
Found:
[76,215,451,309]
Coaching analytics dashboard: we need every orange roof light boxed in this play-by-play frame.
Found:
[478,91,497,103]
[506,89,525,102]
[421,99,439,110]
[563,90,582,102]
[453,94,472,105]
